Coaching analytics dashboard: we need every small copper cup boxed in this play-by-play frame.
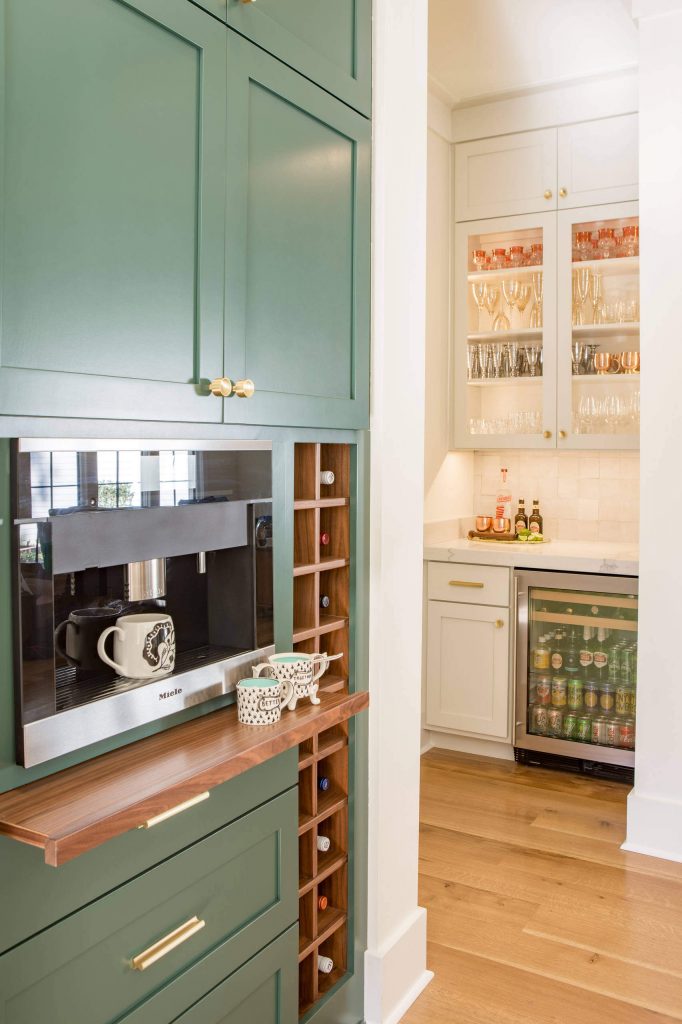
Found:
[476,515,492,532]
[492,517,511,534]
[620,351,640,374]
[594,352,612,375]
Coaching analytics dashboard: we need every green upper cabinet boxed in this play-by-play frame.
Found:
[0,0,227,423]
[221,31,370,430]
[196,0,371,116]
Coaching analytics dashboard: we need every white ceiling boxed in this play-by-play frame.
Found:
[429,0,639,107]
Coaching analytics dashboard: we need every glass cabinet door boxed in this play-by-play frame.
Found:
[557,202,639,449]
[453,213,557,449]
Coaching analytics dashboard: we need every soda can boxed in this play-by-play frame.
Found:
[567,678,583,710]
[583,681,599,710]
[620,648,634,685]
[531,704,548,735]
[562,713,578,740]
[605,718,619,747]
[591,716,609,746]
[551,676,567,707]
[615,685,630,716]
[576,714,592,743]
[535,676,552,706]
[599,683,615,713]
[547,707,563,737]
[618,719,635,750]
[627,687,636,716]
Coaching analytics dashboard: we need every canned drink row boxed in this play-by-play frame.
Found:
[529,704,635,749]
[530,674,636,716]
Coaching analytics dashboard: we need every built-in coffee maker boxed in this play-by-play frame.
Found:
[12,440,274,767]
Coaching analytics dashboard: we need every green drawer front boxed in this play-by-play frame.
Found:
[0,788,297,1024]
[0,749,297,956]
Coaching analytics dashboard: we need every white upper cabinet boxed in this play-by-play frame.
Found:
[557,114,639,209]
[455,129,557,221]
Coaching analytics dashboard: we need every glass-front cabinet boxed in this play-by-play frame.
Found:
[557,201,639,449]
[453,213,557,449]
[452,203,639,450]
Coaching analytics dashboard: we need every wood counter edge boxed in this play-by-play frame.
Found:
[0,690,369,867]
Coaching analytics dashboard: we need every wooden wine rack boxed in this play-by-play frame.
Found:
[294,443,351,1018]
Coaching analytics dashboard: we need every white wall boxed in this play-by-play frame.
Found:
[365,0,433,1021]
[624,1,682,862]
[424,94,474,525]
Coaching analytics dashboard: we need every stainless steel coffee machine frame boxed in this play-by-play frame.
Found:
[12,439,275,767]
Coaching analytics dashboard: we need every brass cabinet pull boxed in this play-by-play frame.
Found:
[138,791,210,830]
[543,189,552,200]
[131,916,205,971]
[209,377,255,399]
[241,0,256,4]
[448,580,484,588]
[543,430,552,439]
[559,429,567,439]
[559,187,568,198]
[495,619,504,629]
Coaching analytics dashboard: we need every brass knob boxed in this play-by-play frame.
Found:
[233,378,255,399]
[241,0,256,4]
[209,377,234,398]
[544,189,553,200]
[209,377,255,399]
[559,187,568,198]
[543,429,552,439]
[559,429,567,439]
[495,619,504,629]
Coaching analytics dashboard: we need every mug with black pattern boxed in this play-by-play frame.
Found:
[97,613,175,680]
[236,677,293,726]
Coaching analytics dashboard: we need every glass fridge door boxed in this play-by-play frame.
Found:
[557,201,639,449]
[521,578,638,765]
[453,212,557,449]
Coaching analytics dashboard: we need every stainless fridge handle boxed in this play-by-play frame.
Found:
[512,574,520,732]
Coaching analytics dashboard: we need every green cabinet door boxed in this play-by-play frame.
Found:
[224,0,371,116]
[0,0,226,423]
[223,32,370,431]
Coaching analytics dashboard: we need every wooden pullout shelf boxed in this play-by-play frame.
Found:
[0,690,368,867]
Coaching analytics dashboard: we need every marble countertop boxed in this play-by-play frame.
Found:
[424,534,639,577]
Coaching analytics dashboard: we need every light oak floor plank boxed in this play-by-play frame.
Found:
[402,749,682,1024]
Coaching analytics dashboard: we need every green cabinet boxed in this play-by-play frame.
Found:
[0,1,370,431]
[0,788,297,1024]
[223,0,371,116]
[223,31,370,431]
[0,0,226,424]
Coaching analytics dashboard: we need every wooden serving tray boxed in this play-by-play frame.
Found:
[0,690,368,867]
[467,530,548,544]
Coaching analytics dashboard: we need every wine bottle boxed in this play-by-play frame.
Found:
[320,471,335,486]
[318,895,328,911]
[318,956,334,974]
[317,835,331,853]
[320,594,331,609]
[319,776,330,792]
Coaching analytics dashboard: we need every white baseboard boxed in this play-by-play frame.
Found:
[364,906,432,1024]
[624,789,682,863]
[424,729,515,761]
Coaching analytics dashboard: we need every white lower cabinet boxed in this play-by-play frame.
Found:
[426,599,511,740]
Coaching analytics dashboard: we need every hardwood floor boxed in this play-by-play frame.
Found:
[401,749,682,1024]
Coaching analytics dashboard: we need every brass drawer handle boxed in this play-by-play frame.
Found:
[131,916,205,971]
[209,377,255,399]
[448,580,484,588]
[138,791,210,830]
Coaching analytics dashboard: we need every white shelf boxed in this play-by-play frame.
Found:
[467,328,542,343]
[572,322,639,337]
[468,265,544,283]
[571,256,638,277]
[467,376,543,388]
[572,373,640,384]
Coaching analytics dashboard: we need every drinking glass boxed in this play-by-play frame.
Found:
[507,342,520,378]
[575,267,590,322]
[476,343,489,380]
[471,281,487,331]
[516,284,532,327]
[571,340,585,376]
[589,273,603,324]
[466,345,477,380]
[531,272,543,328]
[501,278,520,328]
[572,273,583,326]
[598,227,616,259]
[526,346,540,378]
[490,343,503,379]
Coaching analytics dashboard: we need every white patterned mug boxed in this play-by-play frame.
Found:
[236,677,293,726]
[97,613,176,680]
[252,651,342,711]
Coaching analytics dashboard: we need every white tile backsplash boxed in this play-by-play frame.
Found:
[473,451,639,543]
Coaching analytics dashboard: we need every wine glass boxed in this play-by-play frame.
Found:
[571,340,584,376]
[471,281,487,332]
[515,284,532,327]
[502,279,520,329]
[483,283,500,330]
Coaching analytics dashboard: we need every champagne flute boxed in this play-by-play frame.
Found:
[589,272,603,325]
[575,267,591,322]
[516,284,532,328]
[471,281,487,332]
[531,272,543,328]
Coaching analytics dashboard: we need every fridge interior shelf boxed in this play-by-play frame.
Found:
[531,590,638,609]
[533,611,637,632]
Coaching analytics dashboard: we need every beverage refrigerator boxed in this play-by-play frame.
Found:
[514,570,638,777]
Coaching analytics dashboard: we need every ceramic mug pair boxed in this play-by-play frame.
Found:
[237,651,342,725]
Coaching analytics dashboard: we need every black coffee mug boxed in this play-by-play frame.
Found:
[54,608,120,670]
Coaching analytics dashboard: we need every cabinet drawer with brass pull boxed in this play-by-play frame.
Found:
[0,789,297,1024]
[428,561,511,607]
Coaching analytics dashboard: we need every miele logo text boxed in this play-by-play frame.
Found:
[159,688,182,700]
